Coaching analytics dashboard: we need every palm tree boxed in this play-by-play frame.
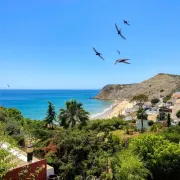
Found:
[136,108,148,132]
[45,101,56,129]
[58,100,89,128]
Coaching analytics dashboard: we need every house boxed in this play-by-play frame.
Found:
[125,116,133,121]
[171,99,180,120]
[136,120,149,130]
[1,143,54,180]
[172,92,180,104]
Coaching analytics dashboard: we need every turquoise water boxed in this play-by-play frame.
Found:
[0,90,112,120]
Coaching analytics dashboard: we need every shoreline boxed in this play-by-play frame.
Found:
[90,100,133,120]
[90,100,118,120]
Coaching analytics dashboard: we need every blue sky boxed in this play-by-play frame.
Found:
[0,0,180,89]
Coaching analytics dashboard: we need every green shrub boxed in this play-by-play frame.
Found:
[148,120,154,126]
[161,126,180,143]
[151,98,160,104]
[163,94,171,103]
[85,117,127,132]
[129,134,180,180]
[111,150,149,180]
[150,123,163,132]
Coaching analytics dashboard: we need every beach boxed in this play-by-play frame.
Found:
[91,100,134,120]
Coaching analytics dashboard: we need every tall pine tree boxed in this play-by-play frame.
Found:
[45,101,56,129]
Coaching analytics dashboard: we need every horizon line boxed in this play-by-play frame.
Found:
[0,89,100,90]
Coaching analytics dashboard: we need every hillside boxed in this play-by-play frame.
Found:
[95,73,180,100]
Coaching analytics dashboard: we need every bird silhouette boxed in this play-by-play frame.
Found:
[115,58,130,65]
[115,23,126,40]
[123,20,130,26]
[93,47,104,60]
[117,50,120,55]
[7,84,10,87]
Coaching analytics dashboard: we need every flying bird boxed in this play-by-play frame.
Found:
[115,23,126,40]
[93,47,104,60]
[115,58,130,65]
[123,20,130,26]
[7,84,10,87]
[117,50,120,55]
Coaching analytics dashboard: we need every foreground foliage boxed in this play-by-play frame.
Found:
[1,104,180,180]
[112,150,149,180]
[0,123,16,178]
[129,134,180,180]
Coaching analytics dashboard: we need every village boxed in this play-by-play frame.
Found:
[122,92,180,130]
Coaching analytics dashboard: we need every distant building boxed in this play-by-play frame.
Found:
[172,92,180,103]
[136,120,149,130]
[125,116,133,121]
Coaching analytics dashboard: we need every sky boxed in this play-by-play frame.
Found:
[0,0,180,89]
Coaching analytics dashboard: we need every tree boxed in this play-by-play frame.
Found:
[158,106,167,121]
[136,108,148,132]
[0,123,16,178]
[0,109,7,122]
[151,98,159,105]
[129,134,180,180]
[161,126,180,143]
[148,120,154,126]
[111,150,149,180]
[163,94,171,103]
[48,129,121,179]
[58,100,89,128]
[45,101,56,129]
[131,94,148,108]
[176,110,180,119]
[3,108,24,122]
[167,113,171,127]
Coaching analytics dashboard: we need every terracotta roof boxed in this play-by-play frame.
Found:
[172,92,180,99]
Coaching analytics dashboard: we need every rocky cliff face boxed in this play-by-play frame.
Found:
[95,73,180,101]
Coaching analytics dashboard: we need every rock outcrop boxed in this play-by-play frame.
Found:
[95,73,180,101]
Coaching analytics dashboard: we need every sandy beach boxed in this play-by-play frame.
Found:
[91,100,134,120]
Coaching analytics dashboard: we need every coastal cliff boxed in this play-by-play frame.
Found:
[96,73,180,100]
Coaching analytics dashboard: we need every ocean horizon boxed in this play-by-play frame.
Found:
[0,89,113,120]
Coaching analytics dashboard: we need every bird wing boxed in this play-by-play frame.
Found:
[122,61,130,64]
[115,60,119,65]
[120,30,126,39]
[116,58,130,63]
[122,58,130,61]
[115,23,119,32]
[99,55,104,60]
[117,50,120,55]
[93,47,98,54]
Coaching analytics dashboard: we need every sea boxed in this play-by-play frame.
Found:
[0,90,113,120]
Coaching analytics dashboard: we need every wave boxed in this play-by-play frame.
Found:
[90,101,117,119]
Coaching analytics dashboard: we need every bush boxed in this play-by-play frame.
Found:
[150,123,163,132]
[151,98,160,104]
[85,117,127,132]
[163,94,171,103]
[129,134,180,180]
[54,129,121,179]
[161,126,180,143]
[0,109,7,122]
[111,150,149,180]
[148,120,154,126]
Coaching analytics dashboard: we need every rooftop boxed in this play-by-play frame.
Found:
[1,143,53,172]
